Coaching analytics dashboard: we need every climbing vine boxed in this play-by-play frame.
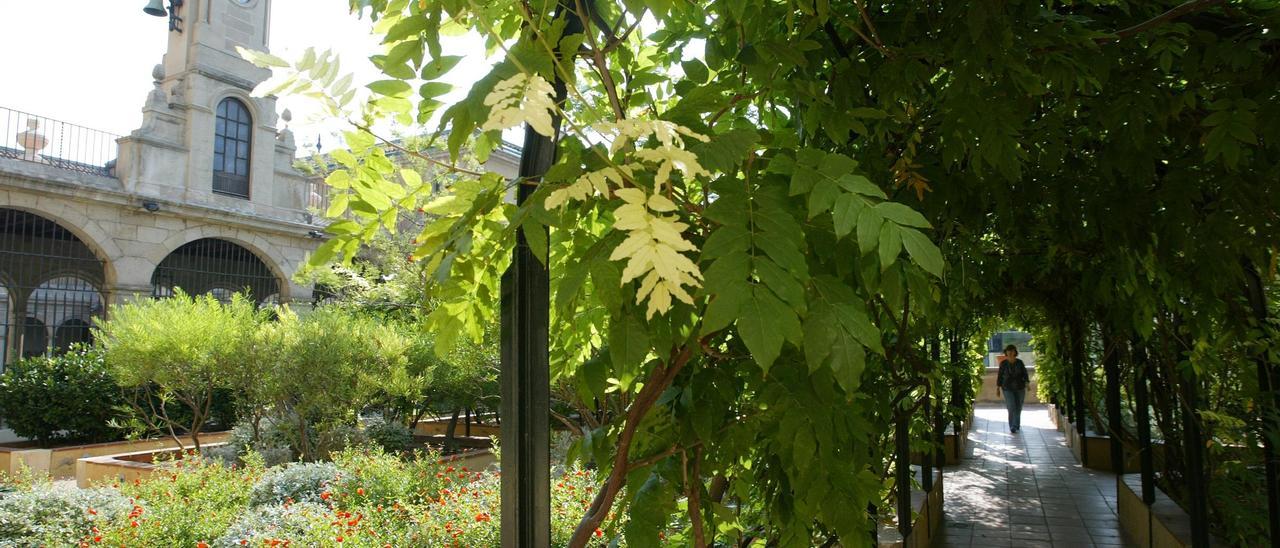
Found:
[244,0,1279,545]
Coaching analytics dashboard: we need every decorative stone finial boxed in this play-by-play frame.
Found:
[281,109,293,124]
[152,64,165,84]
[16,119,47,161]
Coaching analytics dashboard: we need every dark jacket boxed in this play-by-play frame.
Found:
[997,358,1030,391]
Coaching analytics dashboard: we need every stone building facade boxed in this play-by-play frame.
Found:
[0,0,518,370]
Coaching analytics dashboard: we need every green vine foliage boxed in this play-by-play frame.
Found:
[243,0,1279,545]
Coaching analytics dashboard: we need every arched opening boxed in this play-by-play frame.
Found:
[54,318,93,351]
[25,276,103,356]
[0,209,106,367]
[151,238,279,303]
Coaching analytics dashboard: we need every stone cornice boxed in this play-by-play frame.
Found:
[0,159,322,241]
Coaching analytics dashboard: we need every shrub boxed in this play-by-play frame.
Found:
[248,462,339,507]
[96,291,265,451]
[327,447,446,507]
[0,483,131,545]
[213,502,326,547]
[99,456,259,546]
[255,307,407,461]
[0,345,121,446]
[363,417,414,454]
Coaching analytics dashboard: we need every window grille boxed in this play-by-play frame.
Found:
[150,238,279,303]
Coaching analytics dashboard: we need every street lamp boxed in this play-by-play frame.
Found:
[143,0,185,33]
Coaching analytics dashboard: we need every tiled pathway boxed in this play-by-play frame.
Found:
[940,404,1132,547]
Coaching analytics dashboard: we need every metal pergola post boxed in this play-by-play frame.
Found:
[948,330,963,462]
[1103,329,1124,475]
[1070,319,1088,463]
[922,339,934,493]
[499,4,582,546]
[1180,363,1210,547]
[1245,259,1280,547]
[895,404,912,539]
[1133,337,1155,505]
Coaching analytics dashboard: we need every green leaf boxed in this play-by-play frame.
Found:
[418,82,452,99]
[874,202,932,228]
[878,222,902,270]
[837,174,886,198]
[856,206,883,255]
[807,178,839,219]
[690,128,759,173]
[900,228,945,278]
[832,193,863,238]
[609,314,650,388]
[738,287,799,372]
[368,80,412,97]
[681,59,709,83]
[236,47,289,68]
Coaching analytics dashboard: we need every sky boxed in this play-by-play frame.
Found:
[0,0,493,155]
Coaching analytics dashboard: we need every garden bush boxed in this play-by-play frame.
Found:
[96,291,265,451]
[100,456,259,546]
[0,482,131,546]
[213,502,325,547]
[327,447,446,507]
[0,344,121,446]
[248,462,339,507]
[362,417,414,454]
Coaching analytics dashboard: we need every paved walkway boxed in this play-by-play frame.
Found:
[940,404,1131,547]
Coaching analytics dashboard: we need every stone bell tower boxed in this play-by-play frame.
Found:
[115,0,306,220]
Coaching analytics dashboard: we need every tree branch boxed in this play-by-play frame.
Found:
[355,125,487,178]
[1096,0,1226,44]
[569,346,694,547]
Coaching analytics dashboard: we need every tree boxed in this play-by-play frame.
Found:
[96,291,264,451]
[256,307,410,461]
[244,0,1279,544]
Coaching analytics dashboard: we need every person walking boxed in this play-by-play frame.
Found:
[996,344,1030,433]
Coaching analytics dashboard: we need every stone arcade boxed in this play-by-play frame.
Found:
[0,0,515,371]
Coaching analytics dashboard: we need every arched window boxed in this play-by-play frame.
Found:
[213,97,252,198]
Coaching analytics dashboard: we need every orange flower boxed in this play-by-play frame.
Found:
[321,492,332,501]
[197,542,209,548]
[357,487,365,496]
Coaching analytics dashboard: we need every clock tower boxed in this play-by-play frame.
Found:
[116,0,306,220]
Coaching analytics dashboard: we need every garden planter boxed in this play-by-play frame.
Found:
[439,448,496,471]
[910,422,969,466]
[1117,474,1226,547]
[75,442,229,488]
[413,417,500,438]
[0,430,231,479]
[876,466,944,548]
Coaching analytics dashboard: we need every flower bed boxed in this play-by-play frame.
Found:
[1,447,620,547]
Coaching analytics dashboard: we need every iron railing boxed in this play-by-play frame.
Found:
[0,106,120,177]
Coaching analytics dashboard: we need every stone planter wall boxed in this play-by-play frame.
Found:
[413,418,500,438]
[0,431,231,479]
[1117,474,1226,547]
[76,443,228,488]
[976,367,1040,404]
[911,424,969,466]
[876,467,944,548]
